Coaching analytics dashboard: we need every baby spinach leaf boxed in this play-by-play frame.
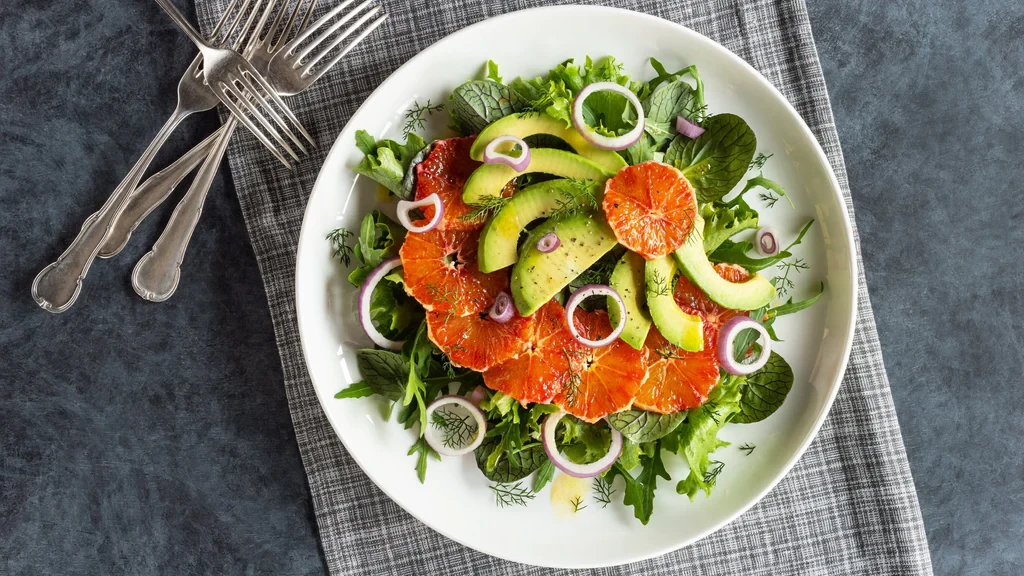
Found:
[532,460,555,492]
[644,59,705,107]
[334,381,374,399]
[399,141,435,200]
[665,113,757,203]
[769,282,825,319]
[701,198,760,254]
[733,352,795,424]
[447,80,526,135]
[608,440,669,525]
[354,349,408,402]
[608,409,687,444]
[474,436,546,483]
[620,133,658,165]
[353,130,427,198]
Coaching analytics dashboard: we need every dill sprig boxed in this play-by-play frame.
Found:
[491,482,536,508]
[773,258,809,299]
[326,228,354,267]
[593,476,616,508]
[759,191,781,209]
[704,460,725,486]
[570,495,587,513]
[702,400,721,425]
[548,179,600,221]
[654,345,686,361]
[430,407,478,450]
[561,348,587,408]
[648,269,672,298]
[460,194,511,223]
[749,152,773,171]
[402,100,444,138]
[739,443,756,455]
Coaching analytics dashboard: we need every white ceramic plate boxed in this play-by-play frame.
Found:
[295,5,857,568]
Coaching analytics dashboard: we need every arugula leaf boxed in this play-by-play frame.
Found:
[769,282,825,319]
[474,436,547,483]
[447,80,526,135]
[666,376,743,500]
[608,409,687,444]
[742,172,793,209]
[700,199,760,254]
[532,460,555,492]
[665,114,757,203]
[403,322,433,435]
[349,211,404,280]
[709,220,814,272]
[353,130,427,198]
[353,350,407,401]
[608,440,669,525]
[408,436,440,484]
[334,381,374,399]
[733,352,795,424]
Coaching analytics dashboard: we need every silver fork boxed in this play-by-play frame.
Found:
[153,0,315,165]
[131,0,387,302]
[30,0,265,313]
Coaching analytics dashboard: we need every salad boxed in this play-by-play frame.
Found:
[330,56,823,524]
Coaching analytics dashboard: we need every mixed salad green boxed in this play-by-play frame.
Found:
[330,56,823,524]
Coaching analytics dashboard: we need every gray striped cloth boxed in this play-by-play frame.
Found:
[194,1,933,574]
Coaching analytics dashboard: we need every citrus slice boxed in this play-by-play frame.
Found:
[399,227,506,316]
[553,309,647,423]
[674,262,750,344]
[634,328,720,413]
[602,160,698,259]
[415,136,513,230]
[484,300,578,405]
[426,308,530,371]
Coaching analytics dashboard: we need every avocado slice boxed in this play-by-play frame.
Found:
[645,256,705,352]
[463,148,613,205]
[608,252,652,350]
[478,180,603,273]
[674,213,776,310]
[470,113,627,173]
[511,214,618,316]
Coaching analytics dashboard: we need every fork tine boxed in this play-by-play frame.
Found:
[241,0,278,54]
[297,0,319,38]
[218,83,297,167]
[225,77,302,159]
[289,0,356,51]
[220,0,255,47]
[294,0,373,65]
[231,0,268,51]
[237,62,317,147]
[234,70,310,154]
[271,0,306,50]
[209,0,239,40]
[264,0,291,48]
[304,12,386,83]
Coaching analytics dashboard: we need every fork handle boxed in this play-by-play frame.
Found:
[99,125,227,258]
[153,0,209,50]
[132,118,237,302]
[31,109,189,312]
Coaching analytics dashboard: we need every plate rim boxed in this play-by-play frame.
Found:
[295,4,859,568]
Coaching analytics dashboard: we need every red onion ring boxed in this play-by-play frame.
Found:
[675,115,705,139]
[488,292,514,323]
[718,316,772,376]
[536,232,560,253]
[466,385,488,407]
[571,82,645,151]
[541,411,623,478]
[396,193,443,233]
[482,135,531,172]
[565,284,626,348]
[755,226,780,256]
[424,395,488,457]
[358,258,405,351]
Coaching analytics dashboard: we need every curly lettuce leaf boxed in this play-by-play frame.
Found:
[701,198,760,254]
[353,130,426,198]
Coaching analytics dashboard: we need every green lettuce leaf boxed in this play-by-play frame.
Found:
[666,376,744,499]
[665,113,757,203]
[701,198,760,254]
[353,130,426,198]
[733,352,795,424]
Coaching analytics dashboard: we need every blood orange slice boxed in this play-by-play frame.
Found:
[634,328,720,413]
[415,136,514,230]
[399,227,506,316]
[674,263,750,342]
[484,300,578,405]
[602,161,697,259]
[553,309,647,423]
[426,308,530,372]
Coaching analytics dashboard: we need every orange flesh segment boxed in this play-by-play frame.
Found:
[602,161,697,259]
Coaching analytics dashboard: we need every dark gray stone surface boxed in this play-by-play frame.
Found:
[1,1,1020,575]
